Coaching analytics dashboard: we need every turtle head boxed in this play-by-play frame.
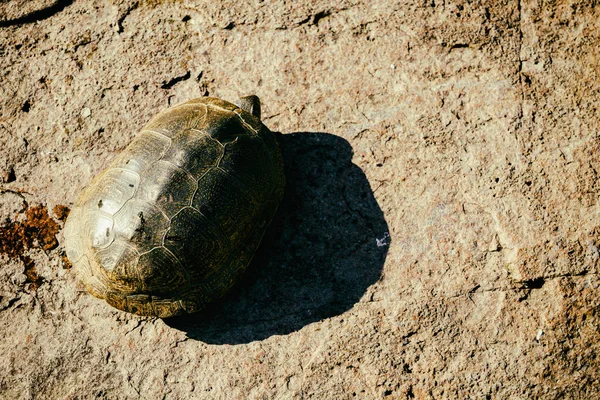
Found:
[236,95,261,120]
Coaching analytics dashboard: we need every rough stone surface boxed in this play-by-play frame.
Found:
[1,1,599,398]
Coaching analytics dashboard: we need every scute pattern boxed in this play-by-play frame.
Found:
[164,207,230,280]
[135,160,197,218]
[113,130,171,174]
[79,168,140,215]
[161,130,223,178]
[93,239,140,291]
[144,103,207,138]
[137,247,188,293]
[192,167,257,241]
[203,110,250,143]
[63,96,285,317]
[113,199,169,252]
[83,211,115,250]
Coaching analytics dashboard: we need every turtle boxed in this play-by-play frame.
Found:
[63,96,285,318]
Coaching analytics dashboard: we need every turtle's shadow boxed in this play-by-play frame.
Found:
[163,132,390,344]
[0,0,73,27]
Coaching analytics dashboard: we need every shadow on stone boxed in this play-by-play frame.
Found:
[164,132,390,344]
[0,0,74,27]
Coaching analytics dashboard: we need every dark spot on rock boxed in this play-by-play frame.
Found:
[182,15,190,22]
[98,199,103,208]
[524,277,545,289]
[129,184,134,188]
[312,10,330,25]
[4,166,16,183]
[525,181,532,186]
[117,2,138,34]
[161,71,191,89]
[22,100,30,112]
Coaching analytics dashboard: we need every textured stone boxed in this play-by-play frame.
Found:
[0,0,598,398]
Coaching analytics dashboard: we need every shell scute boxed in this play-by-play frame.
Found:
[135,160,197,218]
[144,104,207,138]
[113,130,172,174]
[113,199,169,252]
[163,207,230,280]
[160,130,223,179]
[78,168,140,215]
[192,167,256,241]
[137,247,188,293]
[92,240,141,295]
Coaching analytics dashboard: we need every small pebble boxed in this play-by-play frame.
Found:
[81,107,91,118]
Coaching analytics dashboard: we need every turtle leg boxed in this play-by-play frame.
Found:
[236,95,261,119]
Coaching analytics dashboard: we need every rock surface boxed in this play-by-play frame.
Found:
[1,0,599,398]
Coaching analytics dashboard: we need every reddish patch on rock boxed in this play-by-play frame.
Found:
[52,204,70,221]
[0,204,68,290]
[61,252,72,270]
[25,205,61,251]
[22,254,44,291]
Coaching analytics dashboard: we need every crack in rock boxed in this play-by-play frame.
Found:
[161,71,191,90]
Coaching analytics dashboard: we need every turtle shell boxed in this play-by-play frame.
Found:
[63,97,285,318]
